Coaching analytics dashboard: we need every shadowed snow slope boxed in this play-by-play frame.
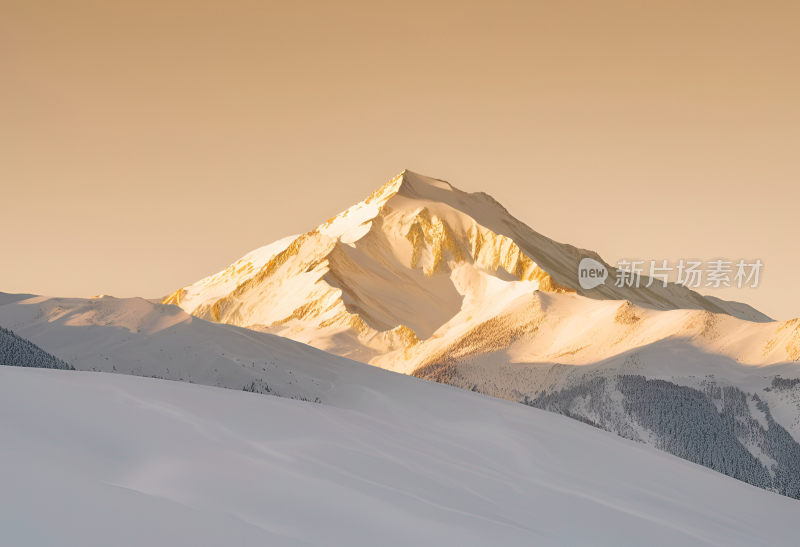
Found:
[2,366,799,547]
[0,293,415,403]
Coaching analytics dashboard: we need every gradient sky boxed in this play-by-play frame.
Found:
[2,1,798,319]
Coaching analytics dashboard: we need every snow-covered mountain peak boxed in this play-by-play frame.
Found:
[314,169,472,244]
[395,169,457,195]
[164,171,773,364]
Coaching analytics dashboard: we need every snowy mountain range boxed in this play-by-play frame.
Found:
[2,170,800,544]
[158,170,800,497]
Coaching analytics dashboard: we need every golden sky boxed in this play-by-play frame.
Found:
[1,1,798,319]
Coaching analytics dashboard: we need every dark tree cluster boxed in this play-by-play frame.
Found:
[527,374,800,499]
[0,326,74,370]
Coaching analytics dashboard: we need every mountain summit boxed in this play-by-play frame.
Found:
[164,170,770,363]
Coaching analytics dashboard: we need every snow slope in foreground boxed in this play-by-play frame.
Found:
[2,367,798,547]
[4,293,800,498]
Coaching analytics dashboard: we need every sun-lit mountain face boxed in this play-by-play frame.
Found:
[164,169,774,364]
